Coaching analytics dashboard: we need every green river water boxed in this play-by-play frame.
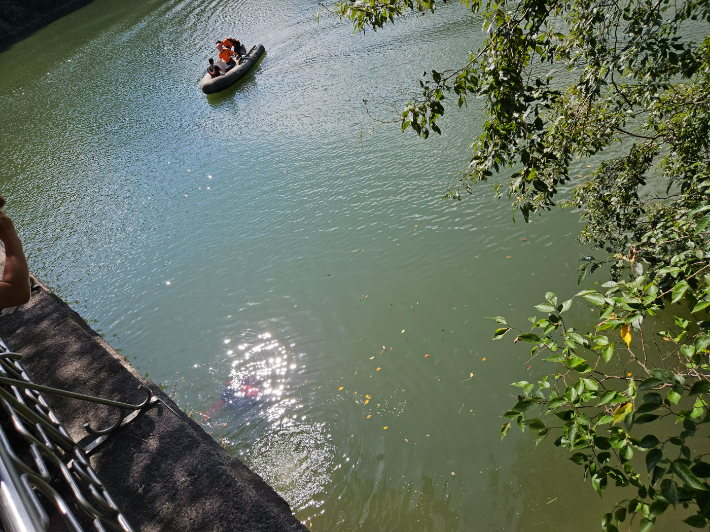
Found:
[0,0,682,530]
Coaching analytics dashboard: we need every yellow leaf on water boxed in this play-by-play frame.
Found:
[369,356,375,359]
[339,387,344,391]
[620,324,632,347]
[367,414,371,418]
[482,357,487,361]
[377,367,381,371]
[366,395,371,399]
[365,400,369,405]
[383,426,388,430]
[401,329,405,333]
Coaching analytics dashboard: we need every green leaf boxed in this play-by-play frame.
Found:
[512,398,538,413]
[670,461,709,490]
[637,435,660,450]
[566,332,586,345]
[642,392,663,404]
[546,397,567,411]
[681,344,696,357]
[516,333,541,343]
[695,215,710,234]
[501,422,511,440]
[592,473,607,496]
[638,378,664,391]
[580,291,606,306]
[597,390,617,406]
[667,388,682,405]
[634,414,660,424]
[493,327,510,340]
[651,466,666,487]
[602,344,614,362]
[646,448,663,473]
[535,304,557,314]
[649,369,681,384]
[648,500,668,517]
[660,478,678,504]
[526,418,545,430]
[695,335,710,353]
[535,428,550,445]
[691,462,710,478]
[613,403,633,425]
[639,517,655,532]
[488,316,508,325]
[570,452,587,465]
[672,280,689,304]
[581,378,598,391]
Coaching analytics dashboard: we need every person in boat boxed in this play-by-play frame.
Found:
[207,57,222,78]
[222,38,240,56]
[216,42,237,71]
[203,375,262,419]
[226,38,246,58]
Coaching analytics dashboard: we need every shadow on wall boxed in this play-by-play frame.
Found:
[0,0,94,52]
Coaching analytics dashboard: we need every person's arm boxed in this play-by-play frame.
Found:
[0,198,30,309]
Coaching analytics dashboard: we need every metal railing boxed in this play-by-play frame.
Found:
[0,337,157,531]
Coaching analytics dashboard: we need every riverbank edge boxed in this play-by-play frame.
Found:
[0,0,94,52]
[0,270,308,531]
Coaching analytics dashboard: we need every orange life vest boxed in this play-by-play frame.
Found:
[218,48,234,63]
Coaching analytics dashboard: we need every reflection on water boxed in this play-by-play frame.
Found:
[202,332,302,429]
[200,332,336,516]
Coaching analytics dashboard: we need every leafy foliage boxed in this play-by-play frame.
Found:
[330,0,710,529]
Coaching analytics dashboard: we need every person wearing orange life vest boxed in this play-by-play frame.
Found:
[225,38,245,58]
[216,41,237,71]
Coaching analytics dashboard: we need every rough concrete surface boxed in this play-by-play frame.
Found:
[0,259,308,531]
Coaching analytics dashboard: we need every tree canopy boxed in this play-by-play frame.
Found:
[329,0,710,529]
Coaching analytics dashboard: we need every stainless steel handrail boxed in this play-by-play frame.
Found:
[0,338,138,532]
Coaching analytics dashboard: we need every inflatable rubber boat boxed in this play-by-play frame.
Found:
[200,44,265,94]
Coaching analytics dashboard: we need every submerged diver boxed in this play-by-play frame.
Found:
[204,375,262,419]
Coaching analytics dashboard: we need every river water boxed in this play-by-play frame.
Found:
[0,0,678,530]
